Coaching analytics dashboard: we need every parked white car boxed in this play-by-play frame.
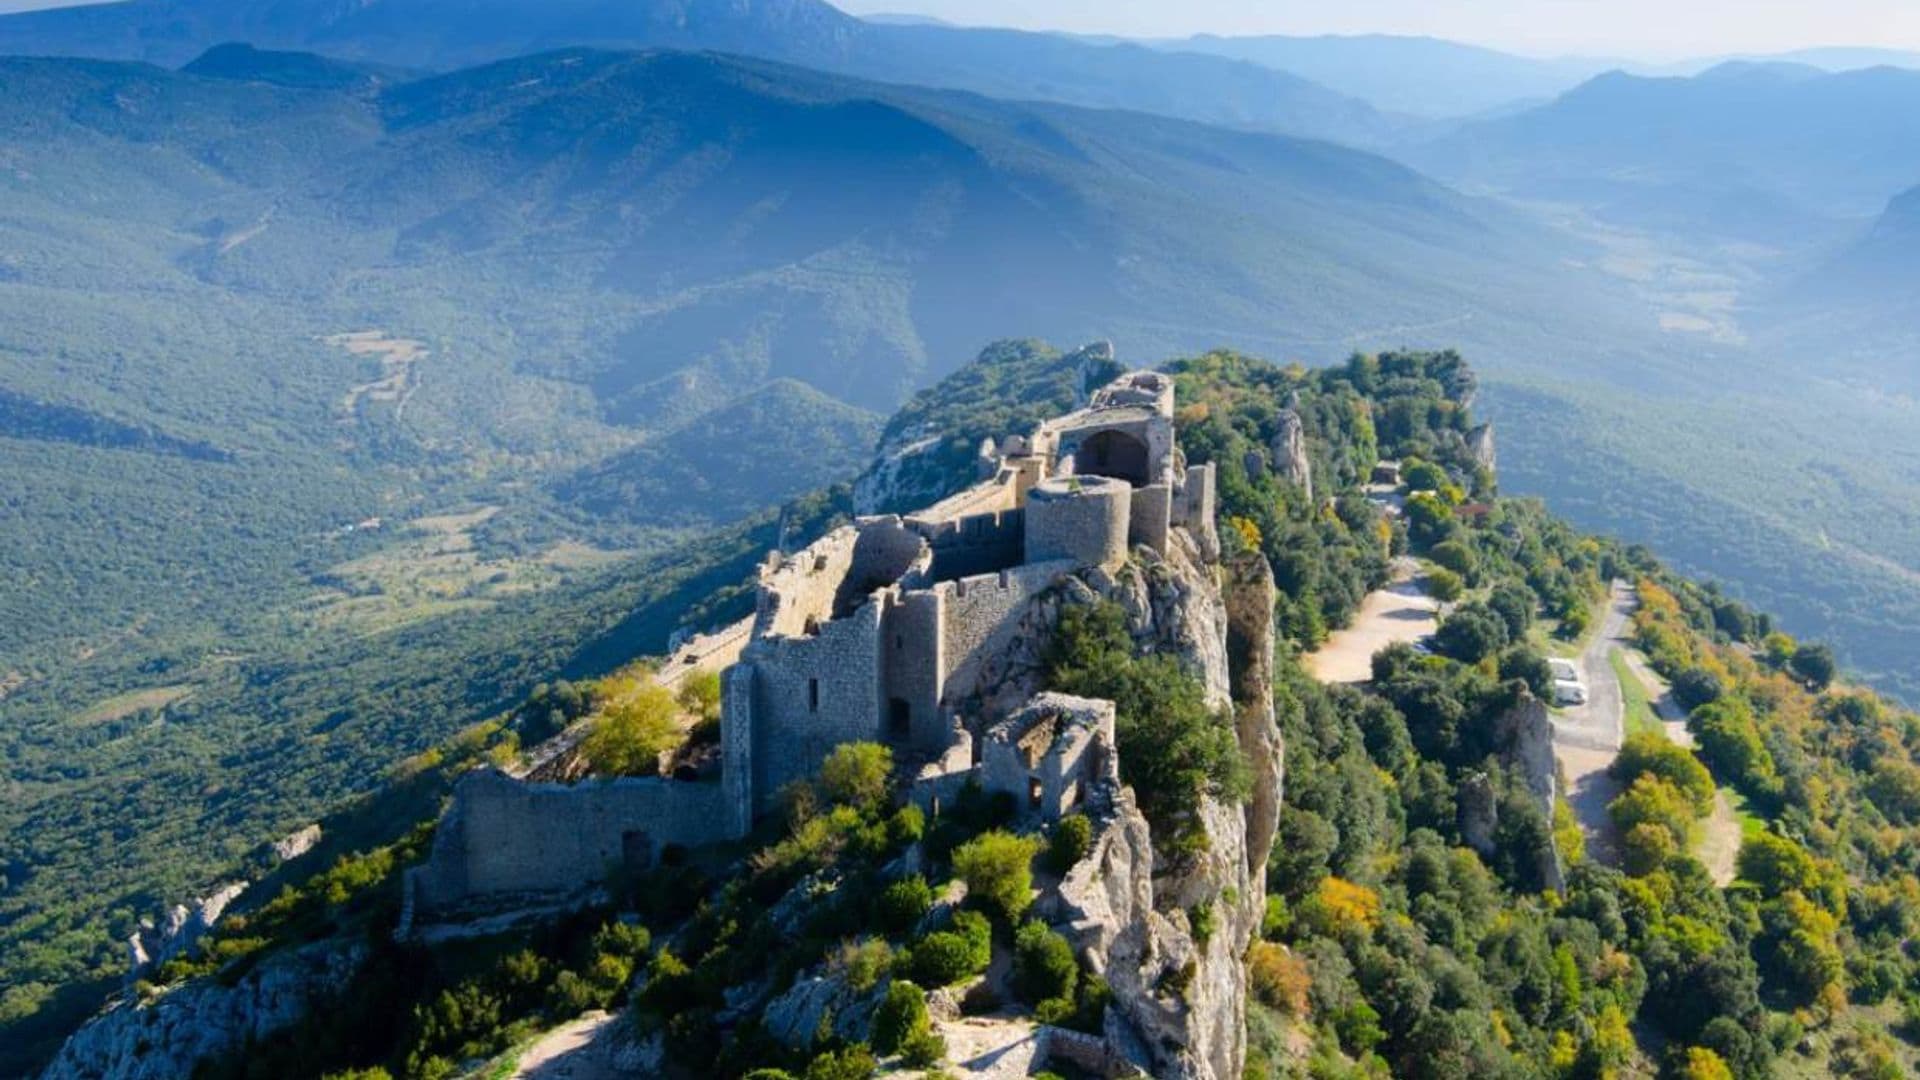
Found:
[1553,678,1589,707]
[1548,657,1579,682]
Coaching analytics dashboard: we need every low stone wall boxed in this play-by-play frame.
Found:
[410,769,740,915]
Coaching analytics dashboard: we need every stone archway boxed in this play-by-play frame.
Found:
[1073,429,1151,487]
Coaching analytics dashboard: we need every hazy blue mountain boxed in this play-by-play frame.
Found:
[181,40,413,89]
[0,0,1415,146]
[1158,33,1615,117]
[1405,61,1920,243]
[1755,184,1920,386]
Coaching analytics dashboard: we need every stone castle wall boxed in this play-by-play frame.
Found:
[411,769,738,912]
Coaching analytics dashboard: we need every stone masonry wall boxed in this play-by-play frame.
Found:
[412,769,736,913]
[742,600,886,816]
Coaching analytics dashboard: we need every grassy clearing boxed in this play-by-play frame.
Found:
[71,684,195,726]
[1609,649,1663,738]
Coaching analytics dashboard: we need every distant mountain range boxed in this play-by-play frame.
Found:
[1155,33,1617,118]
[1152,34,1920,119]
[1404,61,1920,243]
[0,0,1417,146]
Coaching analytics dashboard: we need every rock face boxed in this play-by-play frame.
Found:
[1467,422,1497,476]
[1496,690,1563,891]
[1042,532,1281,1080]
[44,940,366,1080]
[1271,408,1312,501]
[272,824,322,863]
[125,882,249,983]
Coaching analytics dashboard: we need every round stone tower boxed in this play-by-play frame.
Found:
[1025,475,1130,568]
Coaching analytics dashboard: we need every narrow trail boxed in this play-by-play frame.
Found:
[1617,647,1741,885]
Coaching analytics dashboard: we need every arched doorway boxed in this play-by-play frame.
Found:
[1072,429,1151,486]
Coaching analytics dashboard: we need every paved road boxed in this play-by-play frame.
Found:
[1552,581,1633,866]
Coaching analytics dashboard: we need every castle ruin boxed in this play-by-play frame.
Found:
[410,368,1216,917]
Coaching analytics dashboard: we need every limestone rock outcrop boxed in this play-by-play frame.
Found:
[1467,422,1497,476]
[1271,408,1311,501]
[45,940,366,1080]
[125,882,248,984]
[1038,532,1281,1080]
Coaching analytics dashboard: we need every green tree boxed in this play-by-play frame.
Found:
[1611,731,1714,814]
[1433,604,1508,663]
[1426,567,1465,604]
[871,981,931,1055]
[581,684,679,777]
[1788,643,1837,692]
[675,669,723,723]
[818,742,894,813]
[1428,540,1479,583]
[953,831,1042,922]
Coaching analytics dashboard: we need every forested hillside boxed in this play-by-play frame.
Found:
[28,346,1920,1080]
[0,0,1414,146]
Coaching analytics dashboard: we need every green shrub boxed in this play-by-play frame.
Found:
[901,1028,947,1067]
[954,910,992,970]
[1189,902,1217,948]
[887,804,925,847]
[546,970,610,1018]
[952,830,1042,922]
[803,1044,877,1080]
[1012,921,1078,1005]
[872,980,931,1055]
[830,938,895,992]
[1046,814,1092,874]
[910,932,980,987]
[876,876,934,935]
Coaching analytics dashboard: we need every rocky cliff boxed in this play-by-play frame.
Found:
[41,940,366,1080]
[1032,534,1281,1079]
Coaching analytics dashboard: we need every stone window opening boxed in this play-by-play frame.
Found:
[808,678,820,713]
[889,698,911,741]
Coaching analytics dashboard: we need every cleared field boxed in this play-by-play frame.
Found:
[71,684,194,726]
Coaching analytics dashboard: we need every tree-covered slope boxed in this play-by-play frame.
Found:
[33,346,1920,1080]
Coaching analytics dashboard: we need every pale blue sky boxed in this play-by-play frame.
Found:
[840,0,1920,59]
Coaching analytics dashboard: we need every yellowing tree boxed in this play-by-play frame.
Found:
[581,683,679,777]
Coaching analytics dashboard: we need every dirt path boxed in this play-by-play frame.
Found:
[504,1011,629,1079]
[1616,646,1741,885]
[1304,559,1438,684]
